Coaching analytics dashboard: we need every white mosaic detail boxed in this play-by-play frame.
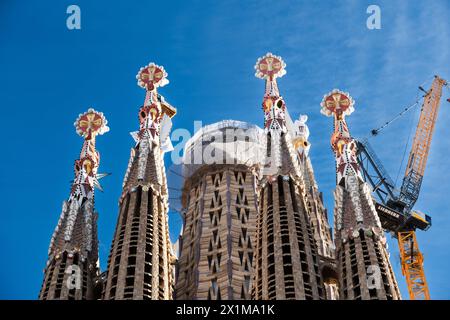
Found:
[64,200,80,242]
[137,138,150,181]
[83,200,94,252]
[334,185,344,231]
[347,174,364,223]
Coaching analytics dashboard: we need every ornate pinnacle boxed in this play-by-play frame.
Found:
[136,62,169,92]
[134,62,170,136]
[71,108,109,199]
[74,108,109,141]
[320,89,355,119]
[321,89,362,184]
[255,53,287,131]
[254,53,286,81]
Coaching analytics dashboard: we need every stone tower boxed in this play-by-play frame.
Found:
[175,120,264,300]
[103,63,176,300]
[251,53,325,300]
[290,114,338,299]
[39,108,109,300]
[321,89,401,300]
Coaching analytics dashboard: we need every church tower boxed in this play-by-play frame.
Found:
[290,115,338,299]
[321,89,401,300]
[251,53,325,300]
[174,120,263,300]
[103,63,177,300]
[39,108,109,300]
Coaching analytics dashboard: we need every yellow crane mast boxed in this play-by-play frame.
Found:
[397,76,447,300]
[398,231,429,299]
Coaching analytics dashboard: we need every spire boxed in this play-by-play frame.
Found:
[40,108,108,300]
[254,53,287,133]
[134,63,175,145]
[254,53,298,176]
[50,108,108,251]
[71,109,109,201]
[252,55,326,300]
[320,89,362,187]
[103,62,176,300]
[321,89,381,229]
[128,63,177,185]
[321,91,401,299]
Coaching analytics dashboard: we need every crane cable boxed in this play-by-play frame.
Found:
[371,98,421,136]
[370,77,433,136]
[394,98,418,187]
[393,84,425,187]
[369,76,435,188]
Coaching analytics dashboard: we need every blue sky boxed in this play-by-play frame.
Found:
[0,0,449,299]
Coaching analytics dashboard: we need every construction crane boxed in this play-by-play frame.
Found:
[356,75,448,300]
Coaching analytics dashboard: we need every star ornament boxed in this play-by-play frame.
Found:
[136,62,169,91]
[320,89,355,117]
[255,53,286,80]
[75,108,109,139]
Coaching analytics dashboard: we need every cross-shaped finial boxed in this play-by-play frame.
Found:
[320,89,355,118]
[255,53,286,81]
[136,62,169,91]
[74,108,109,140]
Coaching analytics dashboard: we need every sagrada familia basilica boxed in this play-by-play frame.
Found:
[39,53,401,300]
